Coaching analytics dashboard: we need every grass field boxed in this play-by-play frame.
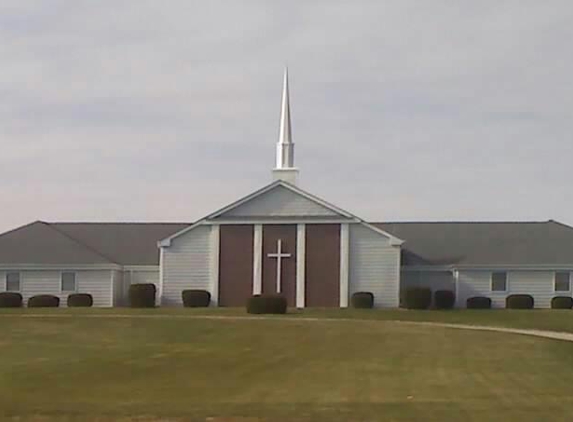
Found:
[1,309,573,421]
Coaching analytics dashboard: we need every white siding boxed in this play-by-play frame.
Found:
[348,224,400,308]
[112,270,124,306]
[220,185,340,218]
[161,225,212,306]
[457,270,570,308]
[0,270,113,307]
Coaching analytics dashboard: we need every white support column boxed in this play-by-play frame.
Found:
[339,223,350,308]
[453,269,459,308]
[209,225,220,306]
[253,224,263,295]
[296,223,306,308]
[158,247,164,306]
[110,270,115,307]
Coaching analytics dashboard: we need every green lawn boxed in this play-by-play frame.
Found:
[1,311,573,421]
[3,306,573,333]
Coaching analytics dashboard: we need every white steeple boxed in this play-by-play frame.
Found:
[272,67,299,185]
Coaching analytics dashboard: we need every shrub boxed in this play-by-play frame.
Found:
[246,295,287,314]
[182,290,211,307]
[434,290,455,309]
[0,292,23,308]
[28,295,60,308]
[551,296,573,309]
[506,294,534,309]
[351,292,374,309]
[466,296,492,309]
[129,283,156,308]
[67,293,93,307]
[404,287,432,309]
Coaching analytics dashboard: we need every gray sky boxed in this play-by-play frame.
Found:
[1,0,573,234]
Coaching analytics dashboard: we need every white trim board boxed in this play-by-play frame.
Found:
[158,180,404,246]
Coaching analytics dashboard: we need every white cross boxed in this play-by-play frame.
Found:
[267,239,292,293]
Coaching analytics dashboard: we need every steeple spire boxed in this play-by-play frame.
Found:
[273,67,299,185]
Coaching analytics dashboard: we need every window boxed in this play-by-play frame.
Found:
[555,272,571,292]
[61,272,76,292]
[491,272,507,292]
[6,272,20,292]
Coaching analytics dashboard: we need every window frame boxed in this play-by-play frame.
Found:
[491,271,508,292]
[60,272,77,293]
[5,272,21,292]
[554,271,571,293]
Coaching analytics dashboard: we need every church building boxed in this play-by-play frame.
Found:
[1,70,573,308]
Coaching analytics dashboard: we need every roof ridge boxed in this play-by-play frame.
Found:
[547,219,573,231]
[375,220,553,225]
[0,220,46,239]
[46,223,120,264]
[50,222,192,225]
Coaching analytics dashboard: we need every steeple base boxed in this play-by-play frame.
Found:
[272,168,299,185]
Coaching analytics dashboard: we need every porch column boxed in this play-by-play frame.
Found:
[253,224,263,295]
[339,223,349,307]
[296,224,306,308]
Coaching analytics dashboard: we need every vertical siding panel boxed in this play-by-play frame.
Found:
[162,225,212,306]
[348,224,400,308]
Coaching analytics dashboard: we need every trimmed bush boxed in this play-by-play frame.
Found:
[67,293,93,307]
[351,292,374,309]
[551,296,573,309]
[466,296,492,309]
[506,294,534,309]
[0,292,23,308]
[129,283,156,308]
[246,295,287,314]
[434,290,455,310]
[28,295,60,308]
[404,287,432,310]
[182,290,211,307]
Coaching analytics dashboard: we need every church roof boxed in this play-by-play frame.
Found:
[377,220,573,267]
[2,219,573,268]
[0,221,189,266]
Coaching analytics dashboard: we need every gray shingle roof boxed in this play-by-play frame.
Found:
[2,220,573,268]
[0,221,190,266]
[376,220,573,267]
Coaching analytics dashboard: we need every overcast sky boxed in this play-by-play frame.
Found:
[1,1,573,233]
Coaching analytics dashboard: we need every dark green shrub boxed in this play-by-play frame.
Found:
[404,287,432,309]
[129,283,156,308]
[0,292,23,308]
[67,293,93,307]
[551,296,573,309]
[28,295,60,308]
[182,290,211,307]
[466,296,492,309]
[246,295,287,314]
[434,290,455,309]
[351,292,374,309]
[506,294,534,309]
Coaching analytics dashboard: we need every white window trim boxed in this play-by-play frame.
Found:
[553,271,571,293]
[60,271,77,293]
[5,271,22,293]
[491,271,508,293]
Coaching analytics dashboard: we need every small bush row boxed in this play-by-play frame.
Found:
[0,292,95,308]
[128,283,156,308]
